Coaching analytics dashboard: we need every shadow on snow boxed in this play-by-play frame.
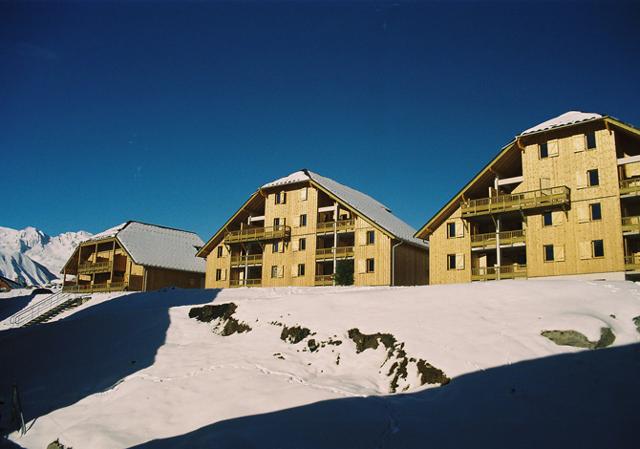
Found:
[131,343,640,449]
[0,292,47,323]
[0,288,220,436]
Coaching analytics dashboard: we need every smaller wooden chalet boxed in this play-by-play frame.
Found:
[0,275,24,292]
[61,221,205,293]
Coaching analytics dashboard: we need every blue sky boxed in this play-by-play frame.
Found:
[1,1,639,238]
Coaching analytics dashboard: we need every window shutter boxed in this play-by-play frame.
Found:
[300,187,308,201]
[579,241,591,260]
[555,245,565,262]
[576,204,589,223]
[540,177,551,190]
[357,259,366,273]
[357,231,366,246]
[552,211,564,225]
[455,220,464,238]
[221,269,227,281]
[572,134,585,153]
[291,265,298,277]
[548,140,559,157]
[282,191,287,204]
[292,239,299,251]
[278,266,284,278]
[456,253,465,270]
[576,171,587,188]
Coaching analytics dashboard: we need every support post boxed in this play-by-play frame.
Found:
[494,176,501,280]
[333,202,338,286]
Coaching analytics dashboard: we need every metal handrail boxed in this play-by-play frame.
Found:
[8,291,73,326]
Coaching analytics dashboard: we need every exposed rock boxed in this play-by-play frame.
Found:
[280,325,312,344]
[189,302,251,336]
[541,327,615,349]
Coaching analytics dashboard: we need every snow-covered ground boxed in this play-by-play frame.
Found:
[1,280,640,448]
[0,226,91,285]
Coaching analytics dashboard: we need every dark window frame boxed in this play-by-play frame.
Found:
[590,203,602,221]
[586,131,596,150]
[592,239,604,258]
[366,258,375,273]
[447,254,456,270]
[543,244,555,262]
[366,230,375,245]
[587,169,599,186]
[539,142,549,159]
[542,211,553,227]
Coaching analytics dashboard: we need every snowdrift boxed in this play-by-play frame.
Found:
[1,280,640,448]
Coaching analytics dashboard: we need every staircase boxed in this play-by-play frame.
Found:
[8,291,92,328]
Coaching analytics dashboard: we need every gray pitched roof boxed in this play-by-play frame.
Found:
[520,111,602,136]
[264,170,428,249]
[86,221,205,273]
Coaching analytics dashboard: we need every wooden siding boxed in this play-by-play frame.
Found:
[393,243,429,286]
[144,267,205,291]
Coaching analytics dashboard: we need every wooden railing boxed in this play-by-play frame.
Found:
[622,216,640,233]
[229,278,262,287]
[315,246,355,260]
[316,219,356,233]
[624,255,640,271]
[471,264,527,281]
[230,254,263,266]
[620,177,640,196]
[461,186,570,217]
[314,274,334,286]
[470,230,526,248]
[224,226,291,244]
[63,282,128,293]
[77,260,113,274]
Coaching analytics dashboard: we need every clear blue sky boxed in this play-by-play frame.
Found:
[2,1,639,238]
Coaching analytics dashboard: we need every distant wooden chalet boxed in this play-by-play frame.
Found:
[62,221,205,293]
[197,169,429,288]
[0,275,24,292]
[415,111,640,284]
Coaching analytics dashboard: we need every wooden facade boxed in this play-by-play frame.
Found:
[61,222,205,293]
[416,114,640,284]
[198,172,428,288]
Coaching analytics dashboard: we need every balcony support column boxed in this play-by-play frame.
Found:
[494,176,501,280]
[333,202,338,286]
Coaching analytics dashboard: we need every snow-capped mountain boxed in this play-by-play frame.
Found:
[0,226,91,285]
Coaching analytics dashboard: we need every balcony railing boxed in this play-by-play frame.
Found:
[315,246,355,260]
[230,254,263,266]
[622,216,640,234]
[224,225,291,244]
[461,186,570,218]
[316,219,356,233]
[63,282,128,293]
[77,260,113,274]
[471,264,527,281]
[470,230,526,248]
[314,274,334,286]
[620,177,640,196]
[624,255,640,271]
[229,278,262,288]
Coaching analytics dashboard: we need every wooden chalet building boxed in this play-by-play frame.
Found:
[61,221,205,292]
[415,111,640,284]
[197,169,429,288]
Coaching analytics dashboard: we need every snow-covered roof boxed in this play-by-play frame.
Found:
[520,111,602,136]
[82,221,205,273]
[263,170,427,249]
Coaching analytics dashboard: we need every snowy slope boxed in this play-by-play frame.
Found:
[1,280,640,448]
[0,226,91,285]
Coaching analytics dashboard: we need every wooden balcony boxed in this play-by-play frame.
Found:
[314,274,334,286]
[315,246,355,261]
[471,264,527,281]
[316,219,356,234]
[230,254,263,267]
[625,255,640,271]
[461,186,570,218]
[229,278,262,288]
[77,260,113,274]
[620,177,640,196]
[224,226,291,244]
[622,216,640,234]
[63,281,128,293]
[471,230,526,249]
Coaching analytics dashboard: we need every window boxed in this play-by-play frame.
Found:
[217,246,223,258]
[366,230,375,245]
[215,269,222,281]
[447,254,456,270]
[543,244,554,262]
[586,131,596,150]
[366,258,375,273]
[539,142,549,159]
[542,211,553,227]
[587,169,599,186]
[271,265,278,278]
[590,203,602,221]
[272,241,280,253]
[297,264,305,276]
[273,217,281,228]
[299,214,307,227]
[592,240,604,258]
[275,191,286,204]
[447,222,456,238]
[298,238,306,251]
